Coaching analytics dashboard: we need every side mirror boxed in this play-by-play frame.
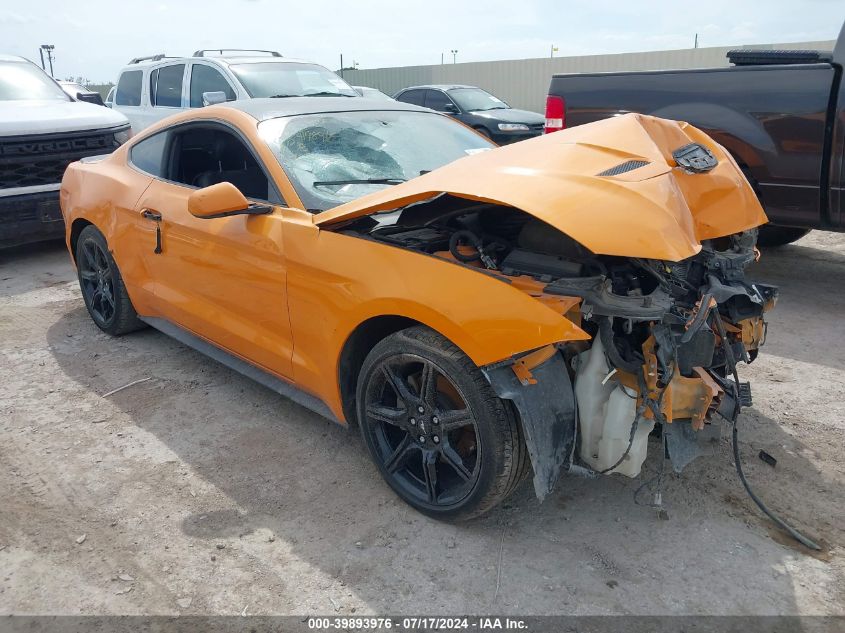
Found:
[77,92,105,106]
[188,182,272,219]
[443,103,459,114]
[202,91,228,106]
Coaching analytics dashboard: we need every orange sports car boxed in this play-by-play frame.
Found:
[60,99,775,520]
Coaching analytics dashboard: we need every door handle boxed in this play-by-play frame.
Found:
[140,208,163,254]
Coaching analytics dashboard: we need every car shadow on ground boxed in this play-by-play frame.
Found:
[38,240,844,615]
[0,240,73,299]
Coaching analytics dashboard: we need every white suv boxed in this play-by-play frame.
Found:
[113,49,358,133]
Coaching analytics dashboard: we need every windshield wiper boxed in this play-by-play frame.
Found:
[269,94,298,98]
[313,178,406,187]
[303,91,356,97]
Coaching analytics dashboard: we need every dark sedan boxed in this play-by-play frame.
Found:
[394,84,544,144]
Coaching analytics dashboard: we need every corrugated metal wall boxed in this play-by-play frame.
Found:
[344,39,836,113]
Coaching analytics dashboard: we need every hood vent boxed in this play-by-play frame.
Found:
[597,160,650,177]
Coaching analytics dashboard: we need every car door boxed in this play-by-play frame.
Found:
[132,121,294,379]
[424,89,460,120]
[143,63,187,129]
[188,62,236,107]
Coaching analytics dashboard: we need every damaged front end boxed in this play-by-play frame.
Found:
[482,228,776,499]
[568,229,776,477]
[317,113,776,501]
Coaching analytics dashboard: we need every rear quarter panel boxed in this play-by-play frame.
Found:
[60,150,156,313]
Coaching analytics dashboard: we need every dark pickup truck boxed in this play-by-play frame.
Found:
[545,23,845,246]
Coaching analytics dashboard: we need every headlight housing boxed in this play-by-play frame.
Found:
[498,123,529,132]
[112,126,132,146]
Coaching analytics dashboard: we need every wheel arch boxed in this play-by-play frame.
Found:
[69,218,95,263]
[337,314,424,427]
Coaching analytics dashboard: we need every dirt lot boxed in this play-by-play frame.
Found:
[1,231,843,616]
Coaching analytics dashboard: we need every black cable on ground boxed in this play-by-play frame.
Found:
[731,421,820,550]
[712,311,821,551]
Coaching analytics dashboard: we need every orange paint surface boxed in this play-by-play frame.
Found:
[60,108,766,423]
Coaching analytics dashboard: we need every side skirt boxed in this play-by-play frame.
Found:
[139,317,340,424]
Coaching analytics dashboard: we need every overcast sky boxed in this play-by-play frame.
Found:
[3,0,842,82]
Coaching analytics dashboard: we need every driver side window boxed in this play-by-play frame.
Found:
[167,126,276,203]
[190,65,236,107]
[424,90,455,113]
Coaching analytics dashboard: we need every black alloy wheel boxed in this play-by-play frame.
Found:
[75,225,145,336]
[363,353,481,507]
[357,326,528,520]
[78,235,116,326]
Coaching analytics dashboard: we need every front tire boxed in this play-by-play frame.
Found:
[75,225,145,336]
[357,326,528,521]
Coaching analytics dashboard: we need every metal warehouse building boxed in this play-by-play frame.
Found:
[344,39,836,113]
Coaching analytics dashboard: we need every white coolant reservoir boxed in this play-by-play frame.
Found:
[574,337,655,477]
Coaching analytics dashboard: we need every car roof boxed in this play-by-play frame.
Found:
[221,96,433,121]
[121,55,314,69]
[401,84,478,91]
[216,56,313,66]
[0,54,29,63]
[59,81,94,90]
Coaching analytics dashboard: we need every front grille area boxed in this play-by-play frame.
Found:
[0,190,65,248]
[0,129,117,189]
[527,123,544,132]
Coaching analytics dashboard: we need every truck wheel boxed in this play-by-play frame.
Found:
[75,225,145,336]
[357,325,528,521]
[757,225,811,247]
[738,166,811,248]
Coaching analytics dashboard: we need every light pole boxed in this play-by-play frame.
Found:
[40,44,55,76]
[451,49,458,64]
[550,45,558,59]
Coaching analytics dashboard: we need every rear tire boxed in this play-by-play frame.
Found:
[757,225,811,247]
[738,166,811,248]
[75,225,145,336]
[357,326,527,521]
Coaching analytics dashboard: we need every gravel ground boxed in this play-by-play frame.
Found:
[0,232,843,616]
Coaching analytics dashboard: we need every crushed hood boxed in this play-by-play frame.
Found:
[313,113,768,261]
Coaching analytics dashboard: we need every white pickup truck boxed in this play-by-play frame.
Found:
[0,55,131,248]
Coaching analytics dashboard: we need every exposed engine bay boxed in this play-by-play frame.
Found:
[341,195,777,480]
